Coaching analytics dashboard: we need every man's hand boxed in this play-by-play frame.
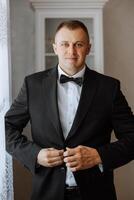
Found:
[63,145,102,172]
[37,148,64,167]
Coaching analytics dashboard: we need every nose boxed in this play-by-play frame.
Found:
[68,44,76,55]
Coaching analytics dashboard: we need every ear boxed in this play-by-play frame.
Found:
[53,43,57,55]
[86,43,91,55]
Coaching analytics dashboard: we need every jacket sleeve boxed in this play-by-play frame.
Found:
[5,78,42,174]
[97,80,134,170]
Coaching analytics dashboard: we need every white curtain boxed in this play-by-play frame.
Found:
[0,0,13,199]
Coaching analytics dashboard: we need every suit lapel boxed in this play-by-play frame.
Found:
[66,67,99,141]
[42,67,64,143]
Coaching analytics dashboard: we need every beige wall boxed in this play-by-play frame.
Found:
[104,0,134,199]
[10,0,34,199]
[10,0,35,98]
[11,0,134,199]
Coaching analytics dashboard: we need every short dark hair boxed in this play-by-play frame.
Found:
[55,20,90,41]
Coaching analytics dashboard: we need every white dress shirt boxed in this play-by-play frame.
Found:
[57,65,85,186]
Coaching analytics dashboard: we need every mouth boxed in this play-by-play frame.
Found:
[65,57,78,60]
[65,58,78,64]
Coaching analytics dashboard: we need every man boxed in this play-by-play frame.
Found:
[5,20,134,200]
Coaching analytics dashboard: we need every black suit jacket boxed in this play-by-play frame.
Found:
[5,66,134,200]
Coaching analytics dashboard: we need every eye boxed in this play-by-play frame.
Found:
[60,42,69,47]
[75,43,84,48]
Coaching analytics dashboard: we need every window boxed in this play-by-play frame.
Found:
[0,0,13,199]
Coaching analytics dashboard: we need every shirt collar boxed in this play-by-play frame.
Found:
[58,65,86,80]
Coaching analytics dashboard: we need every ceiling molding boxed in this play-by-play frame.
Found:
[30,0,109,9]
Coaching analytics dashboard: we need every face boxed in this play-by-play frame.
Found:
[53,27,91,74]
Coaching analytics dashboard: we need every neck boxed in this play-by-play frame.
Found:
[60,65,85,76]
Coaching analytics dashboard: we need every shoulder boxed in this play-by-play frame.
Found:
[87,68,120,88]
[25,67,57,83]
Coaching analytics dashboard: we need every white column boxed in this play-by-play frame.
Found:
[0,0,13,199]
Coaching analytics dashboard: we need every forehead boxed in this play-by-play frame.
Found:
[55,27,88,42]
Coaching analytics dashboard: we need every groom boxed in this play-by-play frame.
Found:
[5,20,134,200]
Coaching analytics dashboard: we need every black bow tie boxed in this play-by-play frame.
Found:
[60,74,83,86]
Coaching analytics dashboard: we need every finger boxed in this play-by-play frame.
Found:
[49,160,64,167]
[69,166,79,172]
[58,149,64,156]
[46,149,64,157]
[45,148,64,152]
[66,161,78,168]
[47,155,64,164]
[64,155,76,163]
[48,148,64,155]
[64,147,75,157]
[43,154,64,167]
[47,148,55,151]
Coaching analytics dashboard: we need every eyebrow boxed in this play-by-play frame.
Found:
[57,41,86,44]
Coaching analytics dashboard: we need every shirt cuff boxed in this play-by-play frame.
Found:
[98,163,104,173]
